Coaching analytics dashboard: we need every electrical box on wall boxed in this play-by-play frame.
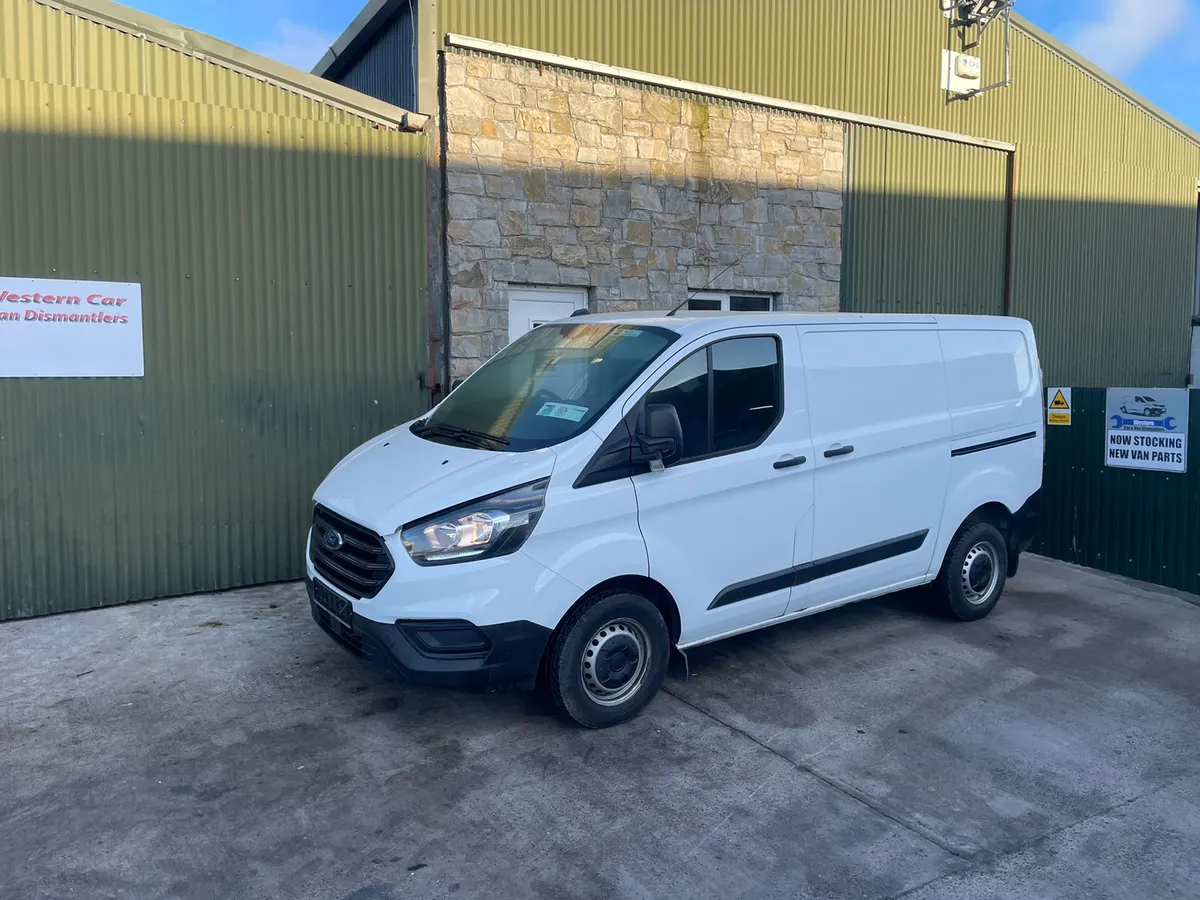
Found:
[941,49,983,96]
[939,0,1014,102]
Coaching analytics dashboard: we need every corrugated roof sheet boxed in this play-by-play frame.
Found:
[25,0,426,129]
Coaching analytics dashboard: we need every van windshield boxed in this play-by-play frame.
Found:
[414,322,678,452]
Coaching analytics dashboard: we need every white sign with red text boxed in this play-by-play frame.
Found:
[0,276,144,377]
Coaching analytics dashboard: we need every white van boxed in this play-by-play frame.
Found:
[307,313,1043,727]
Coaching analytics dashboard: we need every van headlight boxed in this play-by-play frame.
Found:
[400,479,549,565]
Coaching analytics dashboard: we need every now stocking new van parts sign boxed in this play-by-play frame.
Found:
[1105,388,1189,474]
[0,276,144,377]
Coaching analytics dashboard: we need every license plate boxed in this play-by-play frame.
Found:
[313,580,353,628]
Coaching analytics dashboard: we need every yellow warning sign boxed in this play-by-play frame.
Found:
[1047,387,1071,426]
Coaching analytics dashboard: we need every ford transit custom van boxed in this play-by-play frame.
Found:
[307,313,1043,727]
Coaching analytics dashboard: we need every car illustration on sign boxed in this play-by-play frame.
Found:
[1120,395,1167,418]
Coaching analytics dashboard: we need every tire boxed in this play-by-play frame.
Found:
[546,591,670,729]
[934,521,1009,622]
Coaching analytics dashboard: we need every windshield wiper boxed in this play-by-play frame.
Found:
[414,421,510,449]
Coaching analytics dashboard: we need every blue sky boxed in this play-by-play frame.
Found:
[128,0,1199,131]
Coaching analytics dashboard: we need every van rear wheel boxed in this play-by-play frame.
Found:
[935,522,1009,621]
[547,591,669,728]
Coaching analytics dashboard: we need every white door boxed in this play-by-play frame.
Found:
[627,327,816,647]
[508,288,587,344]
[790,326,951,613]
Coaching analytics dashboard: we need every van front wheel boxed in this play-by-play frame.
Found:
[936,522,1009,621]
[547,591,670,728]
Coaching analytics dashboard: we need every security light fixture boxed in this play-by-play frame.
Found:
[941,0,1015,26]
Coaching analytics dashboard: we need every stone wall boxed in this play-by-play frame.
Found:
[442,50,845,378]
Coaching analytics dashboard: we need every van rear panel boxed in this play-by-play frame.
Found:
[938,326,1041,439]
[931,319,1043,578]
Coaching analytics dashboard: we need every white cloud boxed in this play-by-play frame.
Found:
[1064,0,1189,75]
[1185,8,1200,60]
[252,20,335,72]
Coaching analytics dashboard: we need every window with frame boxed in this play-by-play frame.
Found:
[643,336,782,464]
[686,292,774,313]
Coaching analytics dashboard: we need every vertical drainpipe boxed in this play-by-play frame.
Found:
[437,51,452,399]
[840,122,856,312]
[1002,149,1017,317]
[416,0,448,404]
[1192,182,1200,386]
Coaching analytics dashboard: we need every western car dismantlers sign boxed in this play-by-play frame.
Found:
[0,276,144,377]
[1105,388,1189,474]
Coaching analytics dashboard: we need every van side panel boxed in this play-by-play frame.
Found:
[794,327,952,610]
[927,324,1044,577]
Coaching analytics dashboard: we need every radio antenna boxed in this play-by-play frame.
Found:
[665,262,739,317]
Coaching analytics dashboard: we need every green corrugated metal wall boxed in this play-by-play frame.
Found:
[434,0,1200,387]
[0,1,429,620]
[845,126,1008,316]
[0,0,382,126]
[1039,390,1200,595]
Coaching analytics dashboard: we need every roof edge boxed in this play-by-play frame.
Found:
[446,34,1016,152]
[1012,13,1200,149]
[37,0,428,131]
[302,0,1198,146]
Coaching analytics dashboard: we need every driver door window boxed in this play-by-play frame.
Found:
[643,336,783,465]
[644,349,709,461]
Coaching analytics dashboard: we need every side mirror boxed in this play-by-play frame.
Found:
[636,403,684,467]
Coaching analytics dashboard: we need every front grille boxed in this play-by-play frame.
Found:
[310,505,394,599]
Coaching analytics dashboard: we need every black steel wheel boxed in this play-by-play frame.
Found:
[935,521,1009,622]
[546,591,669,728]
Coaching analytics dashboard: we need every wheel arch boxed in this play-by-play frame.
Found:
[934,501,1014,581]
[934,453,1039,581]
[537,574,682,692]
[537,575,682,684]
[964,501,1014,533]
[565,574,682,644]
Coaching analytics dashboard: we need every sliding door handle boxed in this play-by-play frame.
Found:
[773,455,807,470]
[824,444,855,459]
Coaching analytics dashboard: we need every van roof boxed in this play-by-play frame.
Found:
[573,311,1033,337]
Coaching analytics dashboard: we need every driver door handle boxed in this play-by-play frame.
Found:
[773,455,807,470]
[824,444,855,458]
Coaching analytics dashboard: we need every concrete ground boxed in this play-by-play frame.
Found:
[2,557,1198,900]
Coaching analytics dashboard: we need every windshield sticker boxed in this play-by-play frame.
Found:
[536,402,589,422]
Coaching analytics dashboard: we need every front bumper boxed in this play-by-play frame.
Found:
[307,578,552,692]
